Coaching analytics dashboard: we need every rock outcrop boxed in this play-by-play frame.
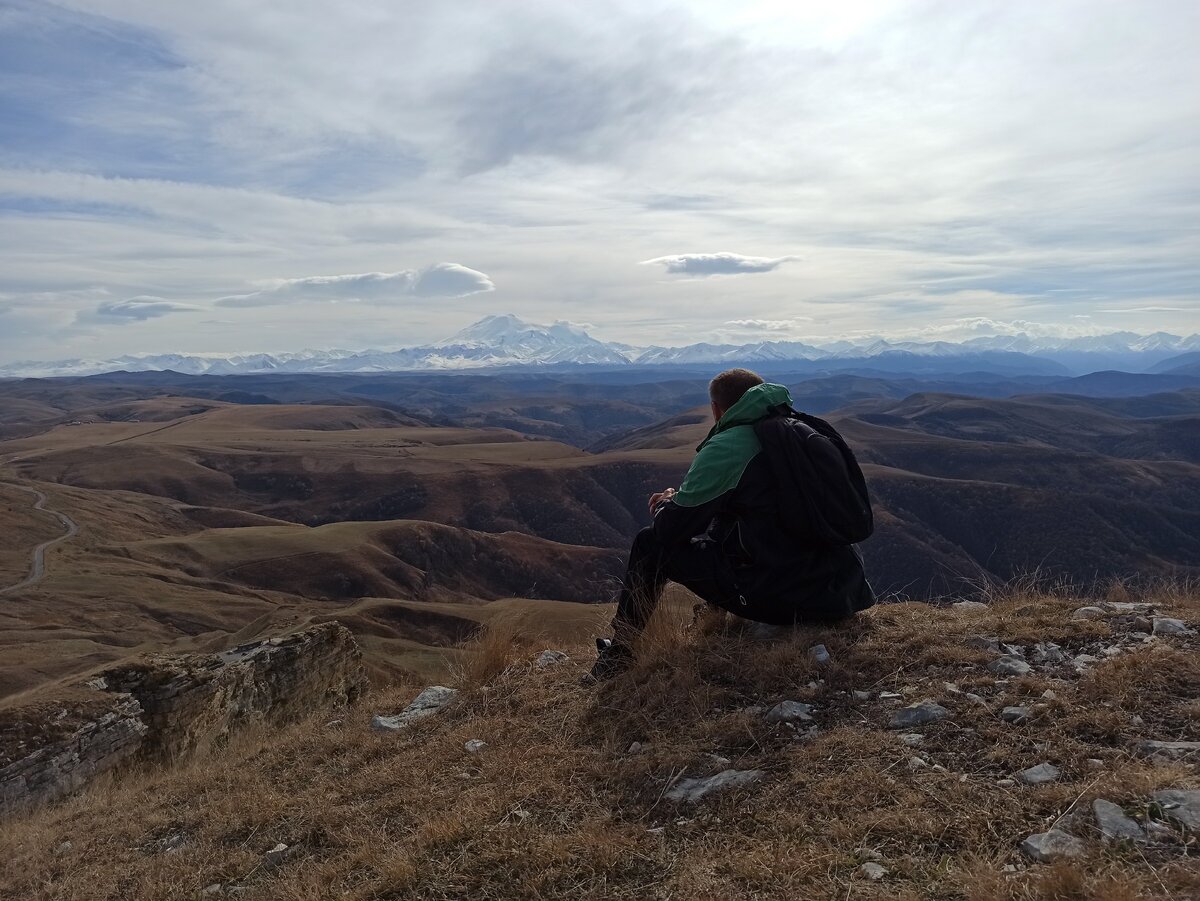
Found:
[1,623,365,816]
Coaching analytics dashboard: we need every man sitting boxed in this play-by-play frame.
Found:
[590,368,875,681]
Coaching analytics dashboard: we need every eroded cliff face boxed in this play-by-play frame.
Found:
[0,622,366,816]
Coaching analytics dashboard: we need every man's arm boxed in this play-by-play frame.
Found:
[650,429,757,552]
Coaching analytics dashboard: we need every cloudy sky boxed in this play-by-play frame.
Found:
[1,0,1197,362]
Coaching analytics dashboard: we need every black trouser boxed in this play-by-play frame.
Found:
[611,527,737,639]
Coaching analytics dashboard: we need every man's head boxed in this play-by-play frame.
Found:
[708,368,764,421]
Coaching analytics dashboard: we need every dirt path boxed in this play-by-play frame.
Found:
[0,484,80,595]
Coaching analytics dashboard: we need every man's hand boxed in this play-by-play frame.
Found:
[648,487,677,516]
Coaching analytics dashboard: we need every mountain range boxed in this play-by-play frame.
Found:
[3,314,1199,378]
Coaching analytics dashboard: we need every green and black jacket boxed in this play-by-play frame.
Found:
[652,383,874,623]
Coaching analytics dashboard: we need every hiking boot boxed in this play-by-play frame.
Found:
[583,638,633,683]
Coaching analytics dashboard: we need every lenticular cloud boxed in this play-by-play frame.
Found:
[640,252,797,277]
[215,263,495,307]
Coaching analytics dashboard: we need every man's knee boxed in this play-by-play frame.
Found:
[630,526,663,560]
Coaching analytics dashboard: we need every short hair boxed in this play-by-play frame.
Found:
[709,368,764,412]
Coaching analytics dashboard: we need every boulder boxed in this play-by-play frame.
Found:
[1019,830,1085,862]
[809,644,831,665]
[988,656,1032,677]
[1152,789,1200,830]
[1092,799,1144,841]
[1137,740,1200,760]
[1018,762,1061,785]
[1152,617,1194,636]
[888,700,949,729]
[664,769,764,803]
[1001,706,1031,724]
[534,650,569,668]
[765,701,814,724]
[372,686,459,732]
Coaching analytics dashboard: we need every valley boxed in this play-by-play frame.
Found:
[2,369,1199,709]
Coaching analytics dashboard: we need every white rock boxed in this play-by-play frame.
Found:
[1086,758,1104,769]
[907,756,929,770]
[898,733,925,747]
[765,700,814,724]
[464,739,487,753]
[263,843,291,868]
[1017,762,1061,785]
[1032,642,1066,664]
[989,656,1032,677]
[664,769,764,803]
[1019,830,1085,862]
[1072,654,1101,672]
[964,692,988,706]
[965,635,1002,652]
[534,649,569,668]
[1071,606,1108,620]
[953,601,989,611]
[1092,799,1145,841]
[1041,689,1057,700]
[856,847,884,861]
[371,686,459,732]
[996,778,1016,787]
[1152,617,1194,636]
[627,741,643,754]
[809,644,831,665]
[852,690,871,702]
[858,862,888,880]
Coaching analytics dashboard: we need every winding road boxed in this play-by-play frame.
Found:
[0,484,79,595]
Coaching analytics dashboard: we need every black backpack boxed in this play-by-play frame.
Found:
[753,403,874,546]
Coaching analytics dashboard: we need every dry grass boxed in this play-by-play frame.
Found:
[1,586,1197,900]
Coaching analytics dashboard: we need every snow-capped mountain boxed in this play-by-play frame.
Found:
[1,315,1198,378]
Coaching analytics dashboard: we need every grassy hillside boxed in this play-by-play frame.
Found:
[2,585,1196,900]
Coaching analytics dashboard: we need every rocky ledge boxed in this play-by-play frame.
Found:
[0,623,365,817]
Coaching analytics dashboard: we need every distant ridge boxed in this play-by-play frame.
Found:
[2,314,1198,379]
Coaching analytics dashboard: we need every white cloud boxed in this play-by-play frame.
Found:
[641,253,798,277]
[214,264,495,308]
[89,296,201,321]
[725,318,811,331]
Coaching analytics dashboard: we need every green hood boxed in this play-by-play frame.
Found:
[674,383,793,508]
[697,382,793,451]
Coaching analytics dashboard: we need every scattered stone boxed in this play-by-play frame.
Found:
[1086,758,1104,770]
[1001,706,1032,724]
[1072,654,1101,672]
[766,700,814,724]
[858,862,888,880]
[1107,601,1154,613]
[1152,789,1200,829]
[646,826,665,835]
[996,778,1016,788]
[160,833,186,852]
[953,601,989,611]
[1019,830,1086,862]
[1071,606,1107,621]
[942,681,962,694]
[965,635,1002,652]
[627,741,643,754]
[371,686,458,732]
[1001,643,1026,657]
[263,843,292,869]
[907,756,929,771]
[704,753,732,769]
[464,739,487,753]
[964,692,988,706]
[1041,689,1057,701]
[1110,615,1152,633]
[1018,763,1061,785]
[1092,799,1145,841]
[534,650,569,668]
[1100,646,1124,658]
[878,691,903,702]
[898,733,925,747]
[1152,617,1194,636]
[665,769,764,803]
[201,885,224,898]
[1032,642,1066,665]
[856,848,884,861]
[54,841,72,855]
[809,644,831,664]
[1138,740,1200,760]
[889,699,949,729]
[852,690,871,702]
[989,656,1032,677]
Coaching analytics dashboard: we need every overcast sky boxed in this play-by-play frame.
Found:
[1,0,1197,361]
